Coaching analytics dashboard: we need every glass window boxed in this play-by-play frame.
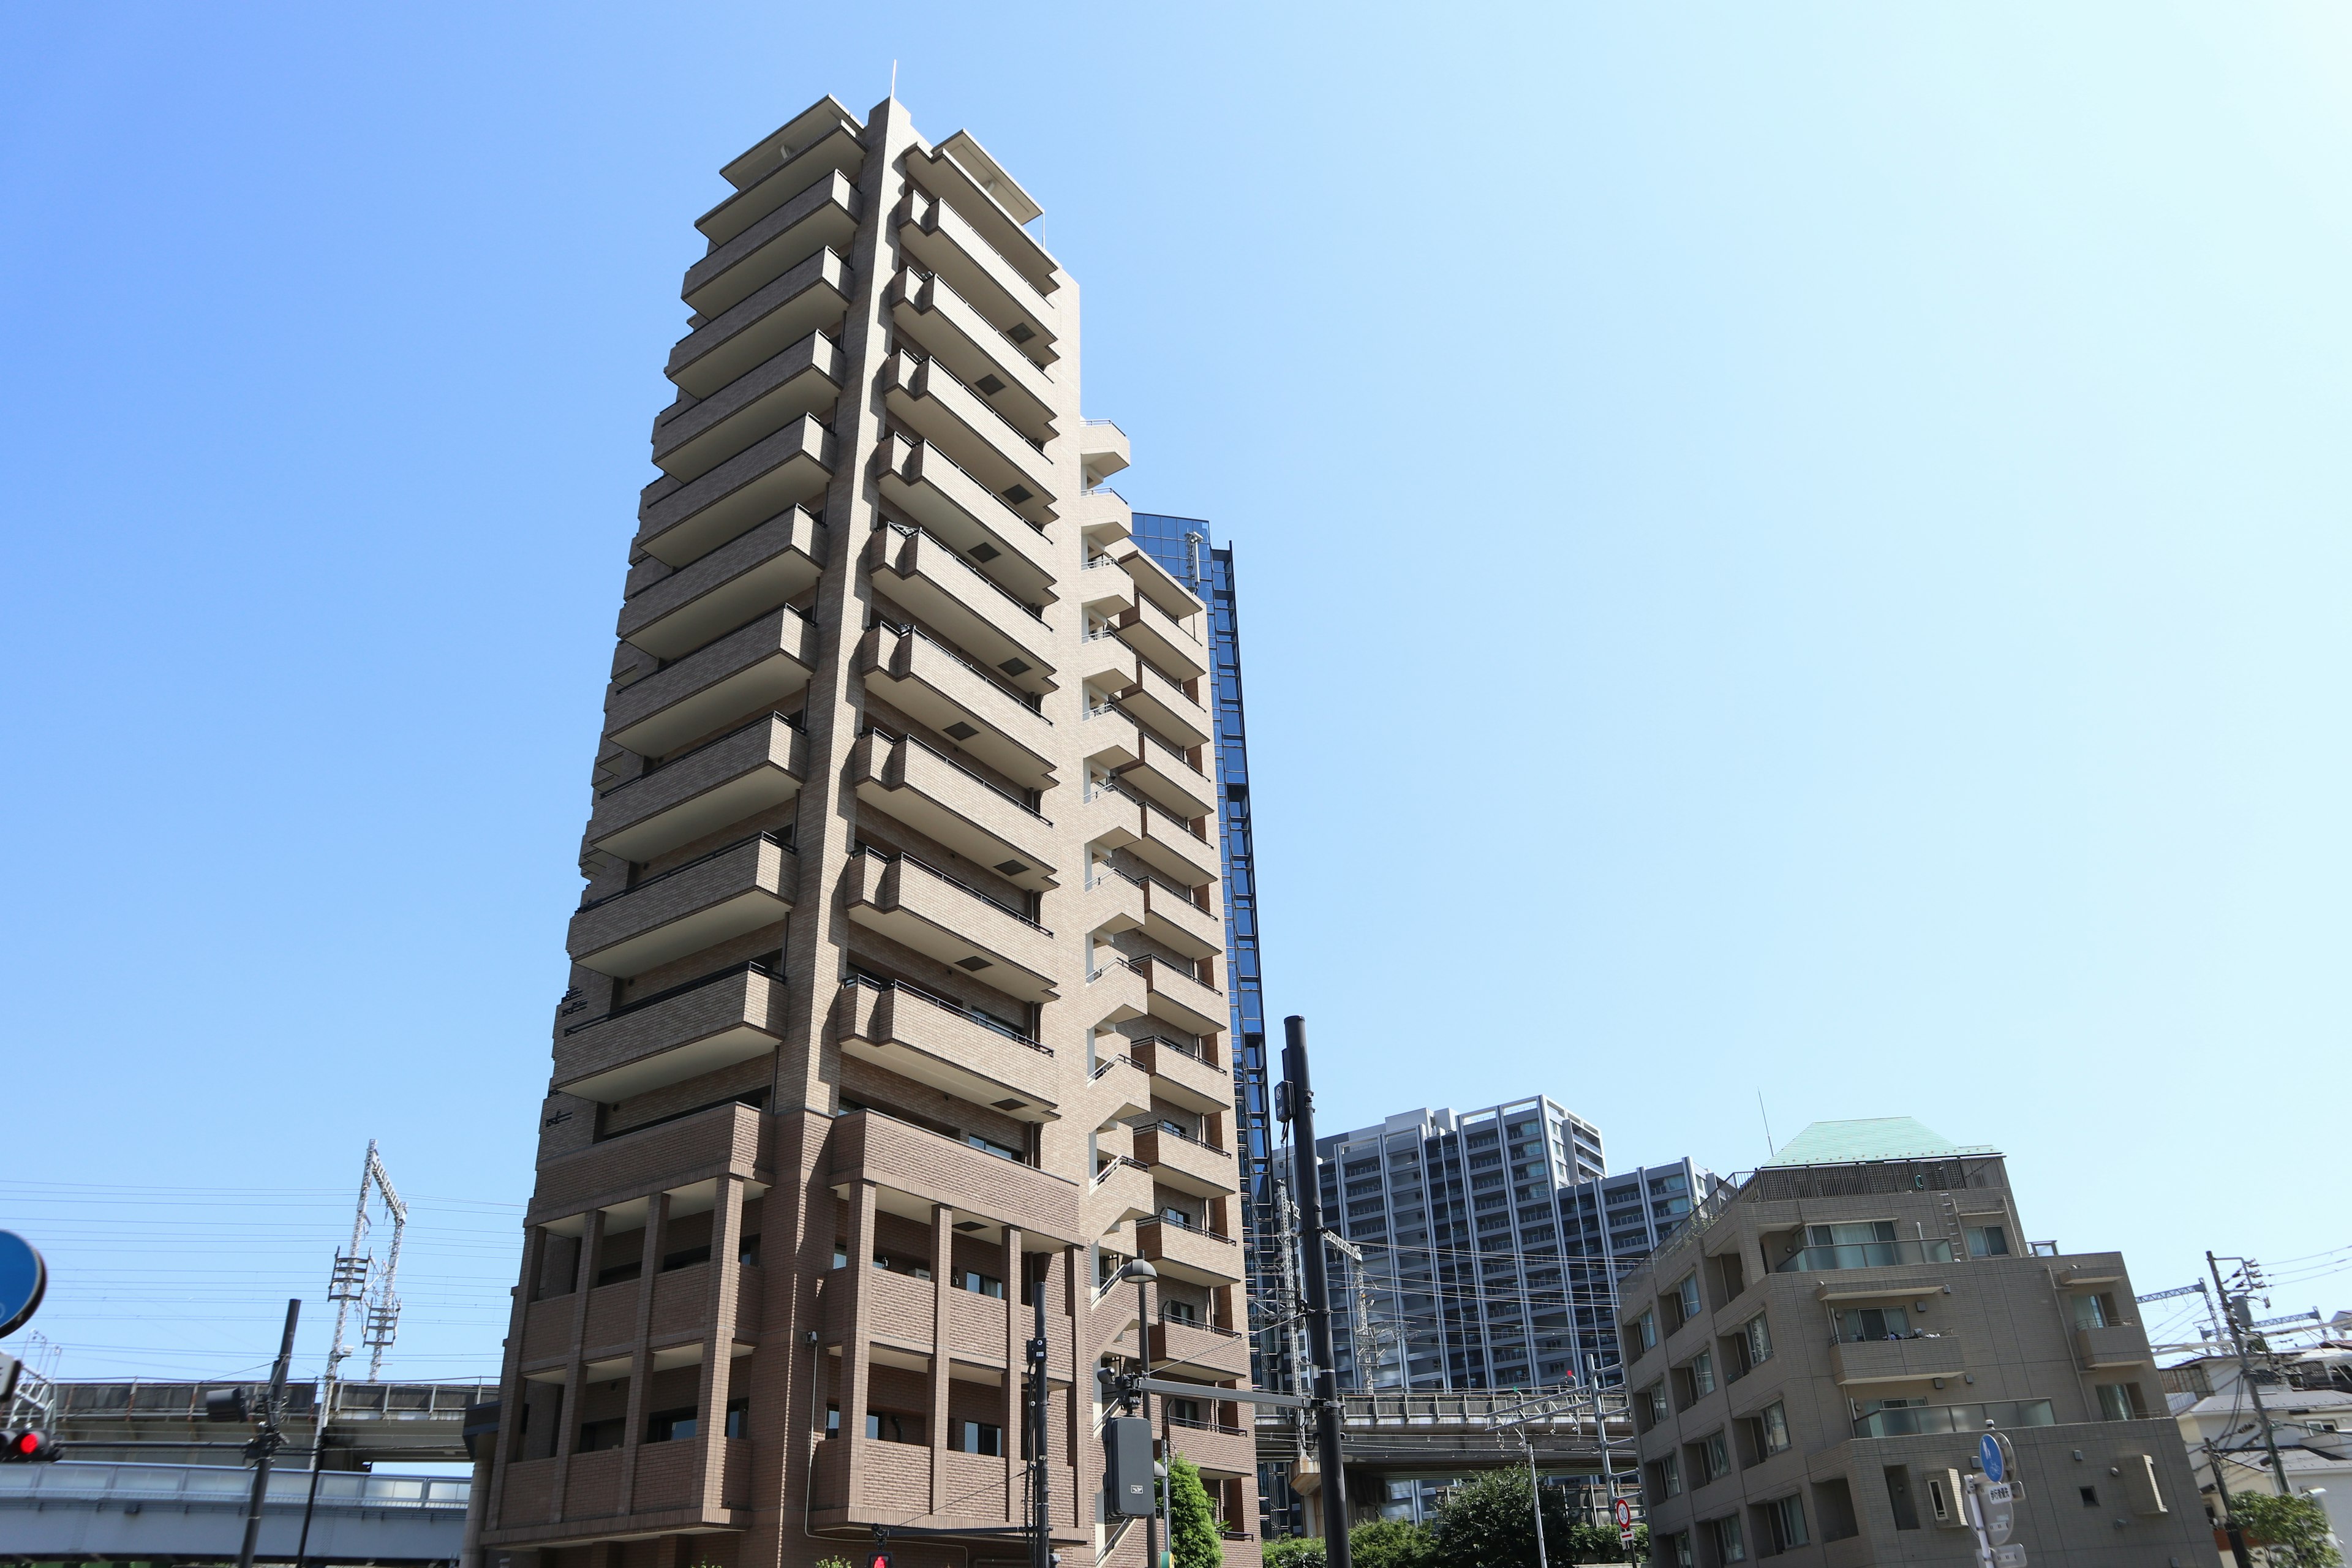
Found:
[1769,1494,1807,1549]
[1838,1306,1912,1341]
[2096,1382,2145,1420]
[1966,1224,2010,1258]
[956,1270,1004,1298]
[1692,1350,1716,1396]
[1741,1314,1773,1367]
[1668,1531,1694,1568]
[954,1420,1003,1457]
[1758,1402,1790,1456]
[1713,1513,1747,1562]
[1703,1431,1729,1480]
[1637,1309,1658,1351]
[967,1133,1022,1162]
[1673,1273,1702,1325]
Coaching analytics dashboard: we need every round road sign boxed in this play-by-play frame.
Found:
[0,1232,46,1338]
[1615,1498,1634,1528]
[1979,1431,2005,1483]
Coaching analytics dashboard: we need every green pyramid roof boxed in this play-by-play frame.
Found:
[1760,1117,1996,1167]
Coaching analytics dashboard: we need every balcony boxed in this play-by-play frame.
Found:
[836,977,1057,1122]
[850,729,1057,892]
[1083,956,1149,1029]
[1088,1053,1152,1124]
[529,1099,771,1219]
[607,607,816,758]
[867,522,1053,692]
[1830,1334,1967,1387]
[1133,1126,1238,1200]
[653,331,843,481]
[1139,878,1221,961]
[875,435,1055,604]
[553,960,783,1102]
[1117,546,1204,620]
[666,248,852,398]
[2075,1324,2150,1370]
[1776,1238,1956,1274]
[1164,1411,1255,1479]
[1129,956,1226,1040]
[1130,1036,1229,1118]
[1079,421,1129,490]
[1089,1155,1156,1228]
[887,268,1055,445]
[844,849,1057,1005]
[619,507,826,661]
[1071,488,1133,549]
[1851,1398,2054,1439]
[1116,731,1215,820]
[856,624,1055,791]
[825,1108,1079,1245]
[684,168,860,318]
[638,417,833,568]
[1110,597,1207,682]
[1080,709,1142,771]
[1076,559,1137,616]
[698,107,863,245]
[895,186,1059,363]
[1079,870,1145,939]
[1133,800,1219,888]
[908,135,1060,295]
[880,352,1057,523]
[1118,663,1212,749]
[1150,1317,1250,1381]
[589,712,807,863]
[1136,1218,1243,1286]
[567,832,795,979]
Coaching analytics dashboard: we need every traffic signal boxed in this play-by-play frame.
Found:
[2,1430,59,1462]
[864,1553,891,1568]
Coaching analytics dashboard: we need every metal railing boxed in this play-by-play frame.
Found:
[870,617,1045,714]
[1139,1217,1237,1245]
[864,725,1050,823]
[880,519,1047,624]
[576,831,790,913]
[894,429,1050,537]
[853,845,1050,933]
[1772,1238,1955,1274]
[1852,1398,2054,1439]
[1141,1121,1229,1157]
[839,973,1049,1054]
[900,349,1048,453]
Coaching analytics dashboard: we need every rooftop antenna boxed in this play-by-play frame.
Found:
[889,59,898,102]
[324,1141,409,1402]
[1757,1092,1774,1158]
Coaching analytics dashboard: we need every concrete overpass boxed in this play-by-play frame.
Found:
[42,1379,493,1468]
[0,1460,468,1564]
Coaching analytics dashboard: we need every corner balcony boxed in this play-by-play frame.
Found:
[607,607,816,758]
[1150,1317,1251,1382]
[850,729,1058,892]
[844,849,1058,1005]
[826,1107,1080,1243]
[867,523,1054,693]
[2075,1324,2150,1370]
[1129,956,1226,1040]
[618,507,826,661]
[697,110,863,246]
[553,960,783,1102]
[1776,1238,1955,1274]
[875,435,1055,603]
[887,268,1055,445]
[1079,421,1129,491]
[652,331,843,482]
[1139,878,1221,961]
[667,249,852,398]
[1110,597,1207,682]
[1116,731,1215,820]
[1118,663,1212,749]
[1080,710,1142,771]
[1087,1052,1152,1125]
[1083,955,1149,1030]
[835,978,1060,1123]
[895,186,1059,364]
[1830,1333,1967,1387]
[567,831,796,979]
[1088,1155,1156,1229]
[637,417,833,568]
[1117,546,1204,620]
[1079,869,1145,940]
[1133,800,1219,888]
[880,352,1057,524]
[1133,1125,1239,1200]
[856,624,1055,791]
[1076,559,1137,616]
[1130,1036,1229,1118]
[1136,1217,1243,1287]
[1164,1411,1254,1479]
[684,169,860,318]
[589,712,807,864]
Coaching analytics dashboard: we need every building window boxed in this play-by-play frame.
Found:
[967,1133,1022,1162]
[2095,1382,2148,1420]
[1763,1494,1807,1551]
[725,1398,747,1438]
[867,1411,920,1444]
[2072,1292,2121,1330]
[1648,1454,1682,1500]
[1671,1273,1702,1329]
[1635,1308,1657,1352]
[576,1417,625,1452]
[646,1407,698,1442]
[1700,1431,1730,1483]
[1738,1313,1773,1371]
[1710,1513,1747,1562]
[956,1270,1004,1298]
[1641,1382,1669,1428]
[1966,1223,2010,1258]
[1663,1530,1693,1568]
[954,1420,1004,1456]
[1836,1305,1910,1341]
[1755,1401,1790,1457]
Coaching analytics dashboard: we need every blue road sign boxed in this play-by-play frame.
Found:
[0,1232,47,1338]
[1980,1431,2005,1483]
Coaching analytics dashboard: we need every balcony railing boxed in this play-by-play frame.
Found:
[838,973,1049,1054]
[862,726,1050,823]
[852,845,1049,933]
[577,829,792,911]
[882,520,1047,625]
[1773,1237,1955,1273]
[902,349,1047,453]
[870,617,1044,714]
[1851,1398,2054,1438]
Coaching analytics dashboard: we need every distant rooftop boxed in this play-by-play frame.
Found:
[1760,1117,1996,1167]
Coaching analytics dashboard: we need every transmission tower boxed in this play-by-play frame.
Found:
[325,1140,409,1397]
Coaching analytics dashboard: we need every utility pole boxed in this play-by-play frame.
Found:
[237,1298,300,1568]
[2203,1438,2255,1568]
[1027,1254,1050,1568]
[1278,1014,1351,1568]
[2208,1251,2290,1495]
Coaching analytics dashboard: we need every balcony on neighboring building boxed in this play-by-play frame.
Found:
[567,832,795,980]
[653,332,844,482]
[1079,867,1145,940]
[844,848,1057,1005]
[683,168,861,318]
[1133,1125,1238,1200]
[856,624,1055,791]
[894,184,1059,364]
[1128,956,1224,1041]
[1129,1037,1228,1118]
[1089,1155,1156,1229]
[887,268,1055,446]
[1150,1314,1251,1381]
[1109,597,1207,682]
[875,435,1055,604]
[589,712,807,864]
[1850,1398,2056,1439]
[1830,1333,1967,1387]
[2075,1324,2151,1370]
[835,978,1060,1124]
[1163,1406,1255,1479]
[554,960,784,1103]
[867,522,1054,693]
[666,249,853,398]
[880,352,1057,523]
[529,1099,772,1220]
[619,507,825,661]
[1086,1053,1151,1126]
[1076,557,1137,617]
[850,728,1057,892]
[636,417,834,568]
[1136,1217,1243,1286]
[1117,545,1204,622]
[1115,731,1215,820]
[906,135,1061,298]
[608,607,817,758]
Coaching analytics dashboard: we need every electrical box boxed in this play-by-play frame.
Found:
[1104,1416,1155,1517]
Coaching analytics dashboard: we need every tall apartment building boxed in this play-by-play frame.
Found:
[1313,1099,1711,1392]
[1620,1118,2207,1567]
[468,95,1261,1568]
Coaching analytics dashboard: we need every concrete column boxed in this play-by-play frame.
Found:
[548,1208,607,1522]
[1001,1228,1024,1520]
[618,1192,672,1513]
[841,1180,880,1514]
[481,1223,545,1534]
[1063,1244,1084,1529]
[929,1202,954,1513]
[695,1174,748,1517]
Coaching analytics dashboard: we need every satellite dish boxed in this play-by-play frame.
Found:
[0,1232,47,1338]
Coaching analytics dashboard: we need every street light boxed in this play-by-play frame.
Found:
[1117,1259,1163,1568]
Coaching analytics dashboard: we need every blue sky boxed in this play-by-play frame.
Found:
[3,2,2348,1384]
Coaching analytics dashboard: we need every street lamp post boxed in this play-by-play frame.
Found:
[1120,1258,1162,1568]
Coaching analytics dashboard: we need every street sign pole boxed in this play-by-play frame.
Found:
[1965,1431,2027,1568]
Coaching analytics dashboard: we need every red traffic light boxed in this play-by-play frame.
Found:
[5,1430,58,1461]
[866,1555,891,1568]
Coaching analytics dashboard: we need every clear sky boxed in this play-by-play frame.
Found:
[4,3,2348,1385]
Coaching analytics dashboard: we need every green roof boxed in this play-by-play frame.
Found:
[1760,1117,1996,1167]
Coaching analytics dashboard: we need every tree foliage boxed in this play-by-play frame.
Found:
[1262,1536,1326,1568]
[2233,1491,2343,1568]
[1167,1453,1224,1568]
[1349,1518,1437,1568]
[1424,1470,1643,1566]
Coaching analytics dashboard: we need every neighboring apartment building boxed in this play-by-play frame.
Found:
[2168,1339,2352,1545]
[467,95,1261,1568]
[1621,1118,2209,1567]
